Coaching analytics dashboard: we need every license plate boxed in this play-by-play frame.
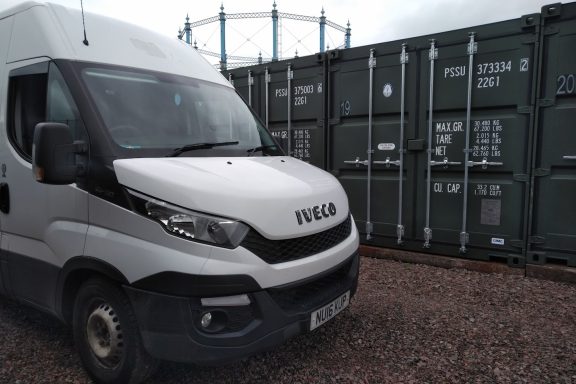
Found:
[310,291,350,331]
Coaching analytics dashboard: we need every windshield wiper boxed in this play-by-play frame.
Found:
[246,144,278,156]
[166,141,239,157]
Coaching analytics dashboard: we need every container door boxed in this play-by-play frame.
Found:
[414,17,540,265]
[529,3,576,266]
[328,45,417,244]
[226,69,261,116]
[265,55,327,168]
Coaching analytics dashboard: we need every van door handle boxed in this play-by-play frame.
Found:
[467,158,504,169]
[563,155,576,160]
[344,157,369,167]
[0,183,9,214]
[430,157,462,167]
[373,157,401,167]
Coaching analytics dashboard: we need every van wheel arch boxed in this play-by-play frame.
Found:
[57,257,129,325]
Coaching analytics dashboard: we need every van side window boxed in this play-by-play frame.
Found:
[8,64,48,159]
[8,62,82,160]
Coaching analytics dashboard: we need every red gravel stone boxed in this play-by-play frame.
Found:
[1,257,575,383]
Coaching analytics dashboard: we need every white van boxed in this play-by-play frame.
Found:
[0,2,359,383]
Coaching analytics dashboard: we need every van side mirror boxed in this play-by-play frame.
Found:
[32,123,85,185]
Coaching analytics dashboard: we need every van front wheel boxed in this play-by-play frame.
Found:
[73,278,157,384]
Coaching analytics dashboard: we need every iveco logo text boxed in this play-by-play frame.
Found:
[295,203,337,225]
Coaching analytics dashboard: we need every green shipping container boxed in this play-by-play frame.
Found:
[529,3,576,266]
[224,2,576,269]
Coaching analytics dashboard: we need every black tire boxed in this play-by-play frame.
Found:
[73,277,158,384]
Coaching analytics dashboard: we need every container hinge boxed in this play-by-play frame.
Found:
[517,106,533,114]
[534,168,550,177]
[328,49,340,60]
[513,173,529,182]
[510,239,525,248]
[538,99,554,107]
[316,119,324,127]
[544,25,560,35]
[542,4,562,19]
[529,235,546,245]
[521,35,538,44]
[329,118,341,125]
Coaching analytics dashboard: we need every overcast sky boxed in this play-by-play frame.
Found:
[1,0,559,65]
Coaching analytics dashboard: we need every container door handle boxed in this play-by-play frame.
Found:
[563,155,576,160]
[373,157,401,167]
[467,158,503,169]
[344,157,369,167]
[430,157,462,167]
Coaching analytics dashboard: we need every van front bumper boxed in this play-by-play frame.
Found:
[124,251,359,365]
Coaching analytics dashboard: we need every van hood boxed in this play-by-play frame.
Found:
[113,157,350,239]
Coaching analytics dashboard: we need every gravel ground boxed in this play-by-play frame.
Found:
[1,257,576,383]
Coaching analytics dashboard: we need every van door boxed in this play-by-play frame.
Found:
[0,16,12,296]
[0,60,89,311]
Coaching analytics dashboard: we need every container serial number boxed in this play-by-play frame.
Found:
[477,61,512,75]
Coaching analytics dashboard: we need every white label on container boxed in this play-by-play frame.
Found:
[378,143,396,151]
[383,83,393,97]
[491,238,505,246]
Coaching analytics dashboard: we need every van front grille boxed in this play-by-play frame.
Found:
[267,253,358,314]
[240,214,352,264]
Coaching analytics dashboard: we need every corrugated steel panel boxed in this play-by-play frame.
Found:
[225,2,576,268]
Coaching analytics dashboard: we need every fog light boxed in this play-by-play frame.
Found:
[201,312,212,328]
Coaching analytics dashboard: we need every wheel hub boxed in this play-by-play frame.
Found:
[86,303,124,367]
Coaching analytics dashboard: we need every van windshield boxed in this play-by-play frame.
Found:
[80,65,279,155]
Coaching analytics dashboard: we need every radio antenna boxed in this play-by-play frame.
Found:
[80,0,89,46]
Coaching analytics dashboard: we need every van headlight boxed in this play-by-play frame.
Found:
[128,189,249,248]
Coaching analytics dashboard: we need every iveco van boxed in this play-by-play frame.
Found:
[0,2,359,383]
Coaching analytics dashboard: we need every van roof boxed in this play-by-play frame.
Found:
[0,1,40,20]
[2,2,230,87]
